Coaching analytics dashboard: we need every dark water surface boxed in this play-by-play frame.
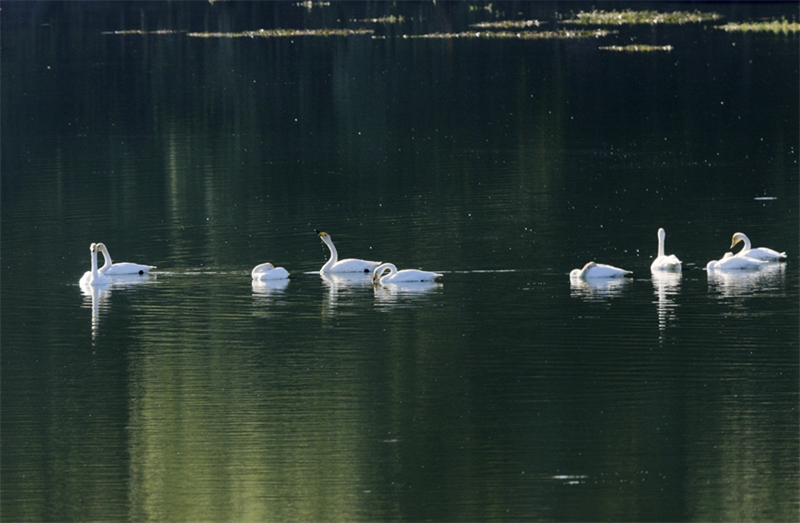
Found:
[2,2,798,521]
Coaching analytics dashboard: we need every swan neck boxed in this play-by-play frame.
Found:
[742,235,752,251]
[321,236,338,272]
[377,263,398,282]
[658,235,665,257]
[91,247,99,277]
[99,247,112,270]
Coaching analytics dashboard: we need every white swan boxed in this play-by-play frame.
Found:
[570,261,631,279]
[706,252,768,271]
[79,243,110,286]
[731,232,786,261]
[251,262,289,280]
[316,229,381,273]
[96,243,155,275]
[372,263,442,284]
[650,228,682,271]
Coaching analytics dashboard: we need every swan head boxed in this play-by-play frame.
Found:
[583,261,597,270]
[658,228,666,240]
[262,263,275,270]
[90,242,98,252]
[730,232,747,249]
[95,242,108,253]
[316,230,333,245]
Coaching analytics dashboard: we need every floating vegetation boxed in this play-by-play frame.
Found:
[716,19,800,34]
[469,3,494,13]
[405,29,614,40]
[296,1,330,10]
[101,29,183,35]
[469,20,542,29]
[187,28,374,38]
[562,10,722,25]
[600,44,674,52]
[352,15,405,24]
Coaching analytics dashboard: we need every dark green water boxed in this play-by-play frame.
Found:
[2,2,798,521]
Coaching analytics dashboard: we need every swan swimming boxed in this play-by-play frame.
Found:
[372,263,442,284]
[706,252,768,271]
[251,262,290,280]
[650,228,682,272]
[570,261,631,280]
[730,232,786,261]
[315,230,381,273]
[96,243,155,275]
[79,243,110,286]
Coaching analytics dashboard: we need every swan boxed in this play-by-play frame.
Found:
[372,263,442,284]
[79,243,110,286]
[570,261,631,280]
[706,252,768,271]
[251,262,289,280]
[731,232,786,261]
[650,228,682,271]
[96,243,155,275]
[315,229,381,273]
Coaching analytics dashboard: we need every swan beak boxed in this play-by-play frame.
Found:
[730,237,741,248]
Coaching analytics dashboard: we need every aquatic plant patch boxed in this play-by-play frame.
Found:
[187,28,374,38]
[600,45,674,52]
[102,30,184,35]
[469,20,543,29]
[716,19,800,34]
[404,29,614,40]
[562,10,722,25]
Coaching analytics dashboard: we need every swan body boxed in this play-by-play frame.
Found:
[372,263,442,284]
[316,230,381,273]
[251,262,289,280]
[79,243,110,286]
[731,232,786,261]
[650,228,682,271]
[96,243,155,275]
[570,261,631,280]
[707,252,768,271]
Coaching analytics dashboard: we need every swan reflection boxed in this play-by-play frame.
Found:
[652,271,681,337]
[321,272,374,312]
[373,281,442,308]
[569,276,631,302]
[79,273,157,340]
[707,263,786,298]
[252,278,289,296]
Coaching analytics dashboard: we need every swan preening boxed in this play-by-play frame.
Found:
[706,252,768,272]
[570,261,632,280]
[79,243,110,286]
[316,229,381,273]
[372,263,442,284]
[651,228,682,272]
[251,262,289,280]
[730,232,786,262]
[96,243,155,275]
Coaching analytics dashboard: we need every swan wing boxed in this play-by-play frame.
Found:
[744,247,786,261]
[330,258,381,273]
[386,269,442,282]
[583,263,631,279]
[651,255,682,271]
[102,262,155,275]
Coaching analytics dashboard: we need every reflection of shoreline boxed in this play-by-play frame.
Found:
[569,277,631,302]
[652,271,681,338]
[707,263,786,298]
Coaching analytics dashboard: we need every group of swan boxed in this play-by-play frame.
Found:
[80,242,156,286]
[250,230,442,285]
[571,229,785,280]
[82,229,784,286]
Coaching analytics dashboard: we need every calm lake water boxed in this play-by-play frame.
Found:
[2,2,798,521]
